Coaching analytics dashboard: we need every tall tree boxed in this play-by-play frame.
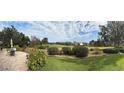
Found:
[30,36,41,47]
[0,25,30,47]
[42,37,48,44]
[99,21,124,47]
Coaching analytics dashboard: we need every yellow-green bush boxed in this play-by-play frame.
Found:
[14,45,21,51]
[28,50,47,70]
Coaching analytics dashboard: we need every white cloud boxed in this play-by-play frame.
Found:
[0,21,101,42]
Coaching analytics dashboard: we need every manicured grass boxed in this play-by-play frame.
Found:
[42,54,124,71]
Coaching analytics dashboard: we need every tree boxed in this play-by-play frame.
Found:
[41,37,48,44]
[89,39,105,47]
[19,33,30,47]
[89,40,95,46]
[0,25,30,47]
[30,36,41,47]
[99,21,124,47]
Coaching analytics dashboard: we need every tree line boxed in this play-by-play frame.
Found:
[0,25,50,48]
[0,25,30,47]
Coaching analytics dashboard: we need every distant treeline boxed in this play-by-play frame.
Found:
[49,42,74,45]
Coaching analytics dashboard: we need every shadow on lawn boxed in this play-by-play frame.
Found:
[58,54,124,71]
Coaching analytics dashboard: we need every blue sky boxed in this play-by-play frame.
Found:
[0,21,106,42]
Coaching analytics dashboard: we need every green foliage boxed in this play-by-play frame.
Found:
[38,45,49,49]
[119,48,124,53]
[55,42,73,46]
[48,47,59,55]
[103,48,119,54]
[89,39,105,47]
[42,38,48,44]
[0,25,30,47]
[90,48,94,51]
[38,45,46,49]
[28,50,47,71]
[74,46,89,57]
[62,47,72,55]
[14,45,21,51]
[71,46,77,55]
[99,22,124,47]
[115,48,124,53]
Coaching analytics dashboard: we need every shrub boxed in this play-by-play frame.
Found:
[28,50,47,71]
[103,48,119,54]
[74,46,89,57]
[118,48,124,53]
[90,48,94,51]
[62,47,72,55]
[14,45,21,51]
[48,47,59,55]
[38,45,49,49]
[71,46,77,55]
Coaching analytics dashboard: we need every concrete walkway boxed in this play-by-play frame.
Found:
[0,49,28,71]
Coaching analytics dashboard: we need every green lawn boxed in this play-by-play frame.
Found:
[42,54,124,71]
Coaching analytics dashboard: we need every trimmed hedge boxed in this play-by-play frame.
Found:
[103,48,119,54]
[118,48,124,53]
[48,47,59,55]
[90,48,94,51]
[74,46,89,57]
[62,47,72,55]
[72,46,77,55]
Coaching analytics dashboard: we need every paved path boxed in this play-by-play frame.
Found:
[0,49,28,71]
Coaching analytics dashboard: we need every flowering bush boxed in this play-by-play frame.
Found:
[28,50,47,71]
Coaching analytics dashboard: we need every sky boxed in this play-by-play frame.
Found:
[0,21,107,42]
